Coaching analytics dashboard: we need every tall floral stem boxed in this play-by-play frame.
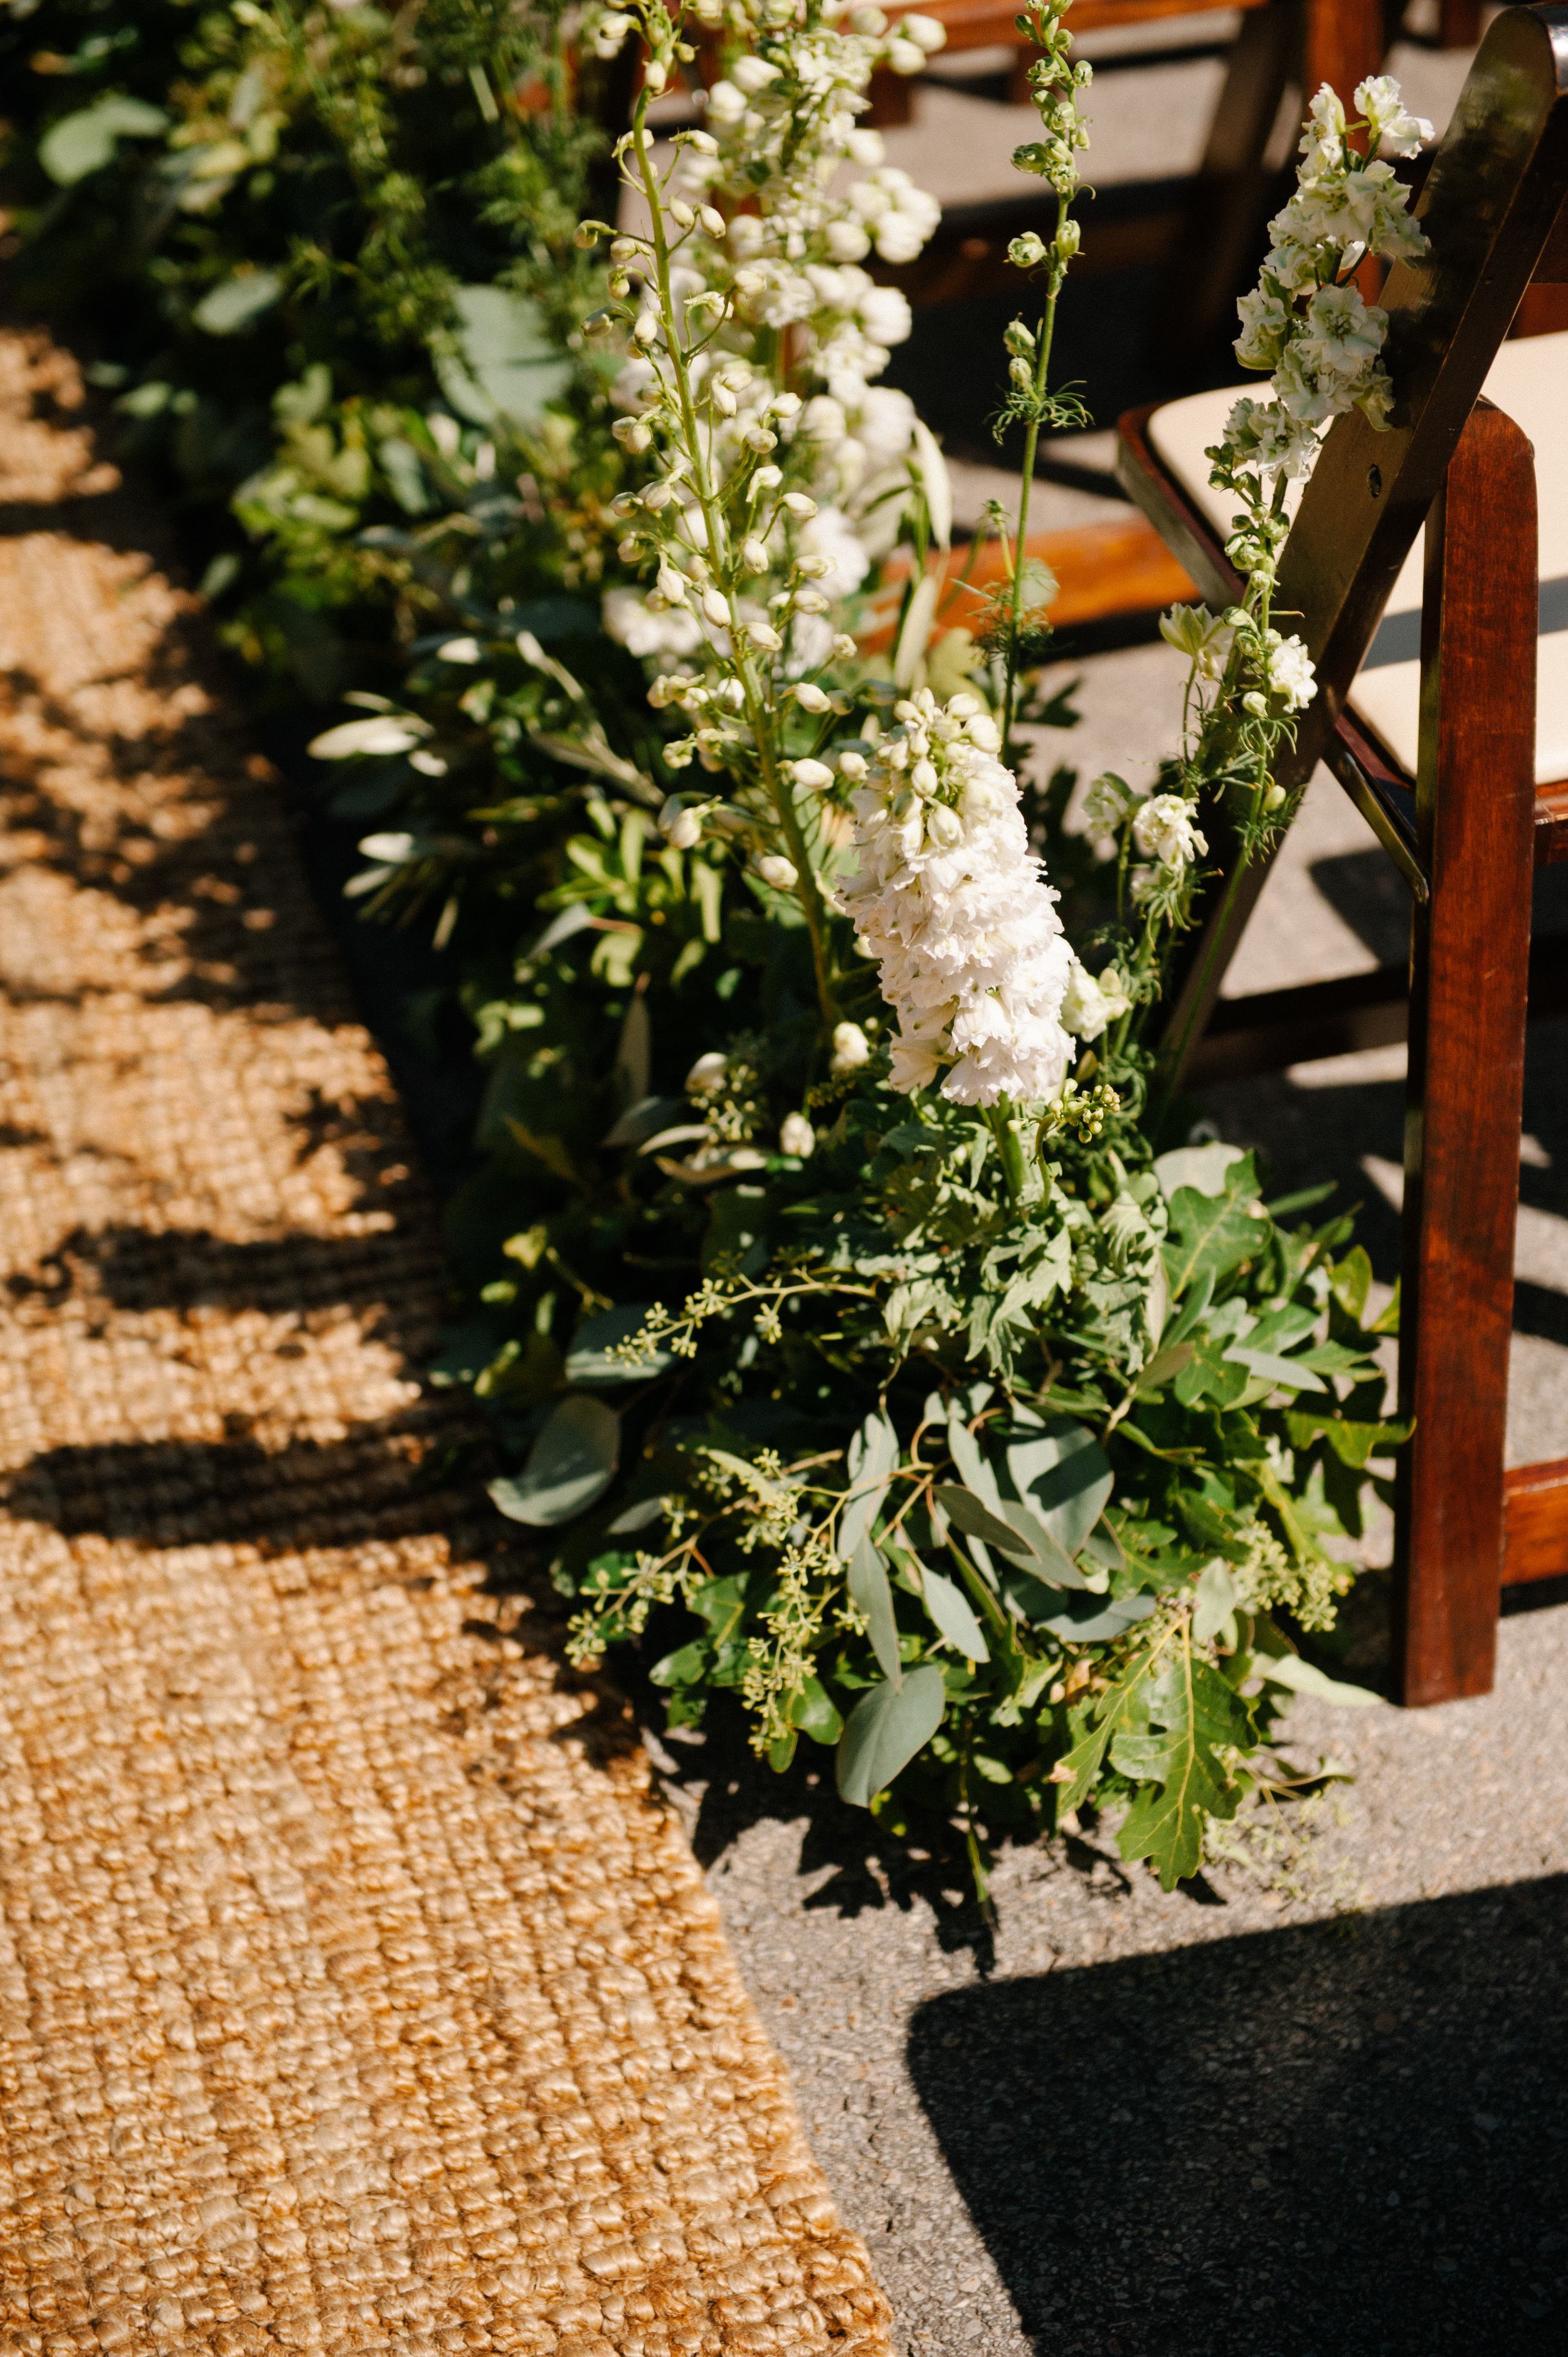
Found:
[1000,214,1067,753]
[628,97,839,1029]
[985,1101,1028,1203]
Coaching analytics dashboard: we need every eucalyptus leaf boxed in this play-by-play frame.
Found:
[564,1306,672,1385]
[487,1394,619,1526]
[919,1567,990,1663]
[193,269,284,335]
[946,1412,1002,1509]
[437,285,573,426]
[839,1407,899,1558]
[1241,1651,1380,1706]
[1006,1419,1113,1556]
[40,95,167,186]
[1224,1345,1327,1394]
[836,1664,948,1807]
[1035,1590,1155,1641]
[849,1535,903,1685]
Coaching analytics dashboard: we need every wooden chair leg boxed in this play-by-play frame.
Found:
[1394,400,1537,1705]
[1303,0,1389,104]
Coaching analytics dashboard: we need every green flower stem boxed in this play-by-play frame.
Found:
[628,91,839,1030]
[985,1100,1029,1203]
[1000,212,1068,752]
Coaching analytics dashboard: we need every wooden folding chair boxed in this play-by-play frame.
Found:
[1116,1,1568,1706]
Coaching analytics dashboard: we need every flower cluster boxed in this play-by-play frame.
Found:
[1221,76,1431,487]
[591,1,946,671]
[837,689,1074,1106]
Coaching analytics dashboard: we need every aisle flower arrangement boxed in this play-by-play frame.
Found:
[11,0,1431,1897]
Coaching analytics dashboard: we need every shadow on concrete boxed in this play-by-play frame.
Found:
[907,1874,1568,2354]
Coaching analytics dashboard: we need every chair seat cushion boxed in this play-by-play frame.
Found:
[1145,329,1568,785]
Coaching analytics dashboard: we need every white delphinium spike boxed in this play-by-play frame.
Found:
[840,689,1074,1107]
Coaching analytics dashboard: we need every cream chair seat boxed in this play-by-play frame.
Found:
[1145,328,1568,784]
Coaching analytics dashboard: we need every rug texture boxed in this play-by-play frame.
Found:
[0,329,891,2357]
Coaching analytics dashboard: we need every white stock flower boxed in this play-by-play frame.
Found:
[1158,605,1233,679]
[603,588,703,659]
[839,689,1073,1107]
[1264,631,1316,711]
[1132,794,1207,868]
[779,1110,817,1157]
[1061,957,1132,1042]
[1356,73,1432,160]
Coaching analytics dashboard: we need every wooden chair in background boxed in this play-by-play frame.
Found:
[1116,0,1568,1706]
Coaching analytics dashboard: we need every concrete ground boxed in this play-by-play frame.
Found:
[665,23,1568,2357]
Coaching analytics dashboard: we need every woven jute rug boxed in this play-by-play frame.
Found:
[0,329,891,2357]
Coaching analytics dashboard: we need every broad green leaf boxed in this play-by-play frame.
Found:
[1192,1558,1239,1647]
[564,1306,674,1385]
[1285,1406,1412,1469]
[1330,1245,1373,1323]
[487,1393,618,1526]
[1223,1345,1327,1394]
[1174,1327,1251,1408]
[785,1675,844,1743]
[1135,1340,1194,1395]
[946,1412,1002,1509]
[1054,1648,1159,1815]
[839,1407,899,1558]
[1163,1157,1269,1296]
[691,1574,751,1644]
[437,285,572,427]
[649,1637,711,1687]
[40,94,167,186]
[848,1535,903,1685]
[1111,1651,1254,1889]
[1240,1651,1379,1706]
[919,1566,990,1662]
[1034,1590,1155,1642]
[193,269,284,335]
[1153,1141,1246,1200]
[1007,1418,1113,1554]
[835,1664,947,1806]
[934,1482,1027,1557]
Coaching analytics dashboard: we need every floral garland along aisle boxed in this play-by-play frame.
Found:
[322,1,1432,1899]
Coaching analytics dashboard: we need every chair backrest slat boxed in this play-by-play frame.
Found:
[1274,4,1568,785]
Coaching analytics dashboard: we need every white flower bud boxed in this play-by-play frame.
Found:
[744,427,778,454]
[831,633,859,661]
[755,853,798,890]
[926,802,963,846]
[612,416,653,452]
[830,1021,871,1072]
[751,465,784,494]
[643,479,674,511]
[792,588,829,614]
[644,58,667,93]
[792,683,832,713]
[683,129,719,155]
[732,55,781,92]
[669,200,695,230]
[699,205,726,237]
[659,797,703,850]
[782,492,818,519]
[964,713,1001,751]
[632,312,660,345]
[712,383,738,417]
[740,536,769,573]
[701,587,731,627]
[687,1051,729,1095]
[618,534,642,563]
[789,757,835,790]
[744,621,783,651]
[779,1111,816,1158]
[656,561,691,607]
[771,391,803,420]
[837,751,867,780]
[887,38,925,73]
[910,758,938,794]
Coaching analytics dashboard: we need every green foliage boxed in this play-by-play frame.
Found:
[5,0,612,698]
